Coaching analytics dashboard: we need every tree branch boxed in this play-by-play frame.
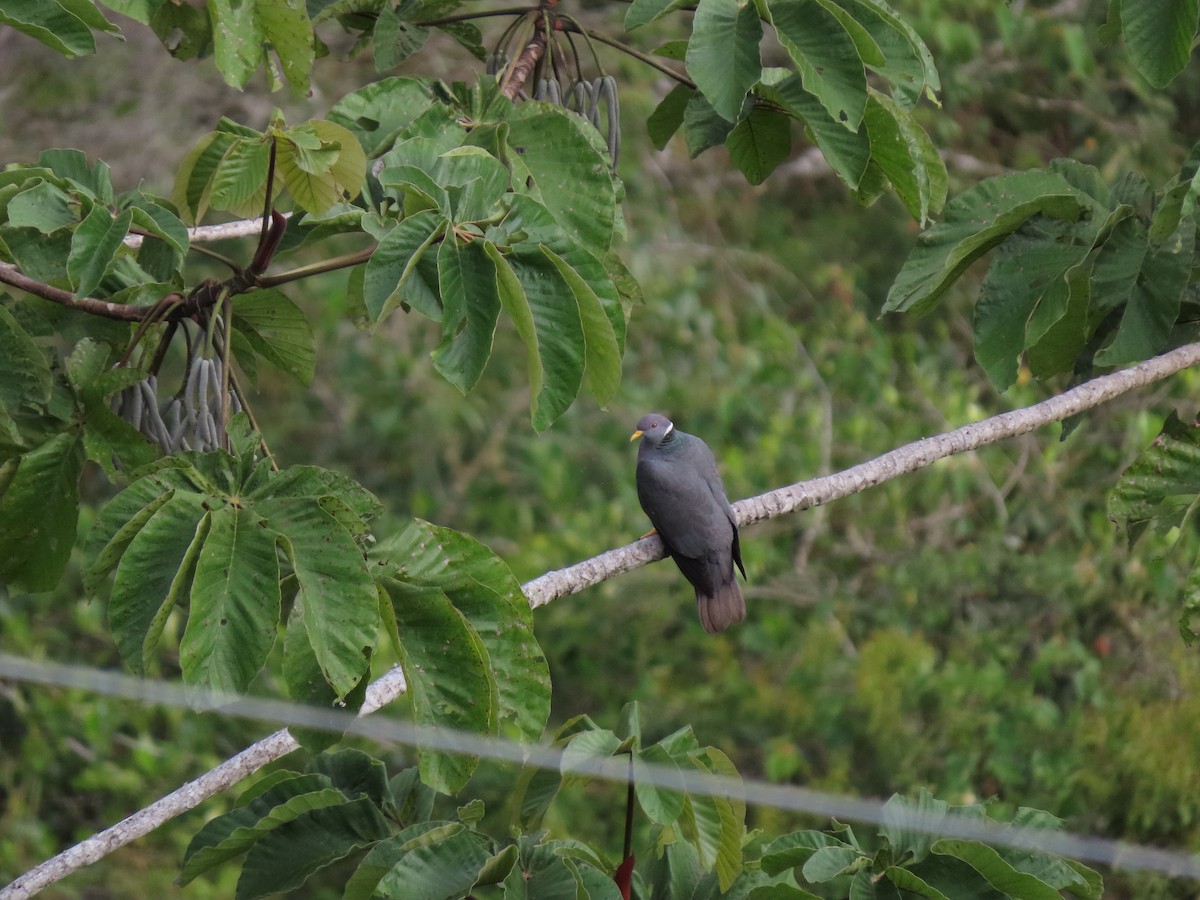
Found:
[7,340,1200,899]
[0,262,149,322]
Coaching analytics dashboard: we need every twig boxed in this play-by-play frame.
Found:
[6,340,1200,899]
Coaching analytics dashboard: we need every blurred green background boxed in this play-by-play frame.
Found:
[4,1,1200,896]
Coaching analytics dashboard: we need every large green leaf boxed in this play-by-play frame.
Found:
[350,823,494,900]
[726,102,792,185]
[767,0,868,129]
[758,70,871,189]
[1108,412,1200,546]
[863,91,946,225]
[972,219,1096,391]
[0,303,51,456]
[686,0,763,122]
[109,489,211,672]
[0,430,84,590]
[235,799,390,900]
[1095,184,1194,366]
[374,518,550,790]
[264,497,379,698]
[326,77,440,157]
[624,0,695,29]
[380,579,492,792]
[276,120,368,213]
[505,104,620,255]
[90,447,380,693]
[363,209,446,325]
[930,840,1064,899]
[432,235,501,392]
[0,0,98,56]
[172,130,239,225]
[647,84,695,150]
[542,245,622,408]
[208,138,273,219]
[67,206,132,298]
[884,171,1099,316]
[1120,0,1199,88]
[507,246,585,430]
[180,774,346,884]
[232,288,316,384]
[6,180,77,233]
[180,505,281,692]
[207,0,313,94]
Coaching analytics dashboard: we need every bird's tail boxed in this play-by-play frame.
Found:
[697,578,745,633]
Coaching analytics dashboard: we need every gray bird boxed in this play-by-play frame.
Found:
[630,413,746,632]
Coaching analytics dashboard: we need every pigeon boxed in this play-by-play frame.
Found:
[630,413,746,632]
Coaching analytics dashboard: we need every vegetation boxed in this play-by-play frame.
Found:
[4,0,1200,898]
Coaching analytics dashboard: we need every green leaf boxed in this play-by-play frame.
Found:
[686,0,763,122]
[726,102,792,185]
[282,597,368,751]
[266,498,379,698]
[355,824,494,900]
[761,831,853,875]
[180,780,346,883]
[683,93,734,157]
[1120,0,1199,88]
[0,431,84,590]
[625,0,694,29]
[276,121,367,213]
[879,791,949,865]
[363,209,446,325]
[257,0,315,95]
[542,244,622,407]
[1109,412,1200,545]
[0,303,52,439]
[327,77,439,157]
[206,0,313,94]
[883,867,949,899]
[373,6,429,71]
[647,84,695,150]
[758,70,871,189]
[7,180,77,233]
[432,235,501,392]
[767,0,868,129]
[208,138,273,219]
[930,840,1064,899]
[180,505,281,692]
[973,219,1096,391]
[1095,185,1194,366]
[382,520,548,736]
[235,798,390,900]
[884,171,1098,316]
[380,579,493,792]
[232,288,316,384]
[801,845,862,882]
[108,491,210,672]
[0,0,97,56]
[863,90,946,225]
[172,131,239,225]
[506,103,619,254]
[67,207,133,298]
[507,246,584,431]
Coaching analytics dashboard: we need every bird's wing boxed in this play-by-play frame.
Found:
[637,455,734,560]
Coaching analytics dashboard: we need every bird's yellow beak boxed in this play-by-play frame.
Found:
[630,429,644,442]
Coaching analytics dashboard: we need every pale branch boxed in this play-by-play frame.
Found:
[122,215,288,249]
[7,341,1200,899]
[523,339,1200,606]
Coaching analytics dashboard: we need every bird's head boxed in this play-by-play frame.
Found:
[630,413,675,446]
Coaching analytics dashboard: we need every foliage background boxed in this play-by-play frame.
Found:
[3,1,1200,897]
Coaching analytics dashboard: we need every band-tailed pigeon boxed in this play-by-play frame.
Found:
[630,413,746,632]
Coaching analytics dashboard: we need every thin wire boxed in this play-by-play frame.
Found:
[2,651,1199,881]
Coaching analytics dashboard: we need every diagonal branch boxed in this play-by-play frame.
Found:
[7,340,1200,900]
[0,262,148,322]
